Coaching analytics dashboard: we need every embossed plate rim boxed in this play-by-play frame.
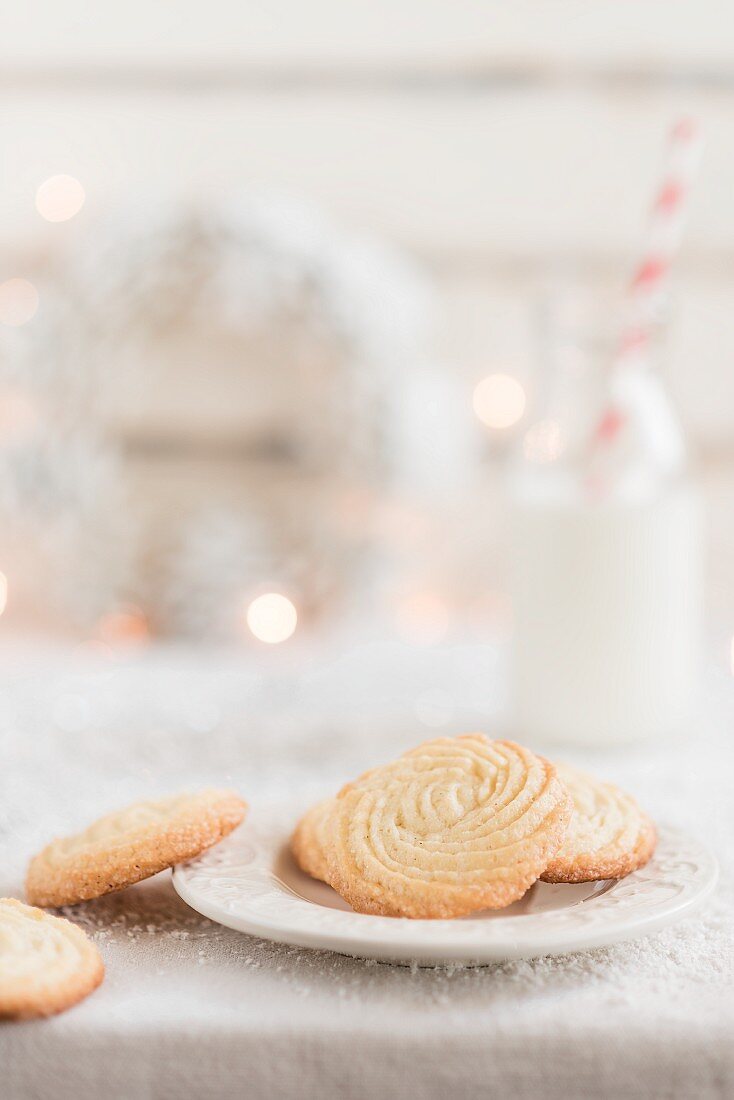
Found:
[172,809,718,965]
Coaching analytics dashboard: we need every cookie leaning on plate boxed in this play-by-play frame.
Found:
[326,734,572,919]
[26,789,247,908]
[0,898,104,1019]
[541,763,656,883]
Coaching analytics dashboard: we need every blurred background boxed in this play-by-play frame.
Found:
[2,1,734,723]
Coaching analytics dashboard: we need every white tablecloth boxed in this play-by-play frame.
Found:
[2,637,732,1099]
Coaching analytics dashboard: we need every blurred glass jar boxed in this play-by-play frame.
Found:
[507,291,704,747]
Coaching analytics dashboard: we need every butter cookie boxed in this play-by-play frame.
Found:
[0,898,104,1019]
[328,735,571,919]
[541,763,656,883]
[27,789,246,907]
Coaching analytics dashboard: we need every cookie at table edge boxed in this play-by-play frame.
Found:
[0,897,104,1020]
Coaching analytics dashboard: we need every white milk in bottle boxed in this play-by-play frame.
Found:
[508,369,703,747]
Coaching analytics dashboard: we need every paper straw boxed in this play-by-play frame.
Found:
[591,117,704,447]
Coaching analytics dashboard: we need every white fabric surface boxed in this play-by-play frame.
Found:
[1,636,733,1100]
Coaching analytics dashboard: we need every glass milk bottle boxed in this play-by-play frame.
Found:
[507,340,703,748]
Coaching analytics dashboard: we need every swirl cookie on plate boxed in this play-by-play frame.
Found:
[541,763,656,883]
[27,789,247,908]
[291,798,335,885]
[313,734,572,919]
[0,898,104,1019]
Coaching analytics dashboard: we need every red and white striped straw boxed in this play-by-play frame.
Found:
[592,117,704,446]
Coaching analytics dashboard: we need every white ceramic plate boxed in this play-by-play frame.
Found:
[173,808,718,966]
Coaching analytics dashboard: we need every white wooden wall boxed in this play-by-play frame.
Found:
[4,1,734,452]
